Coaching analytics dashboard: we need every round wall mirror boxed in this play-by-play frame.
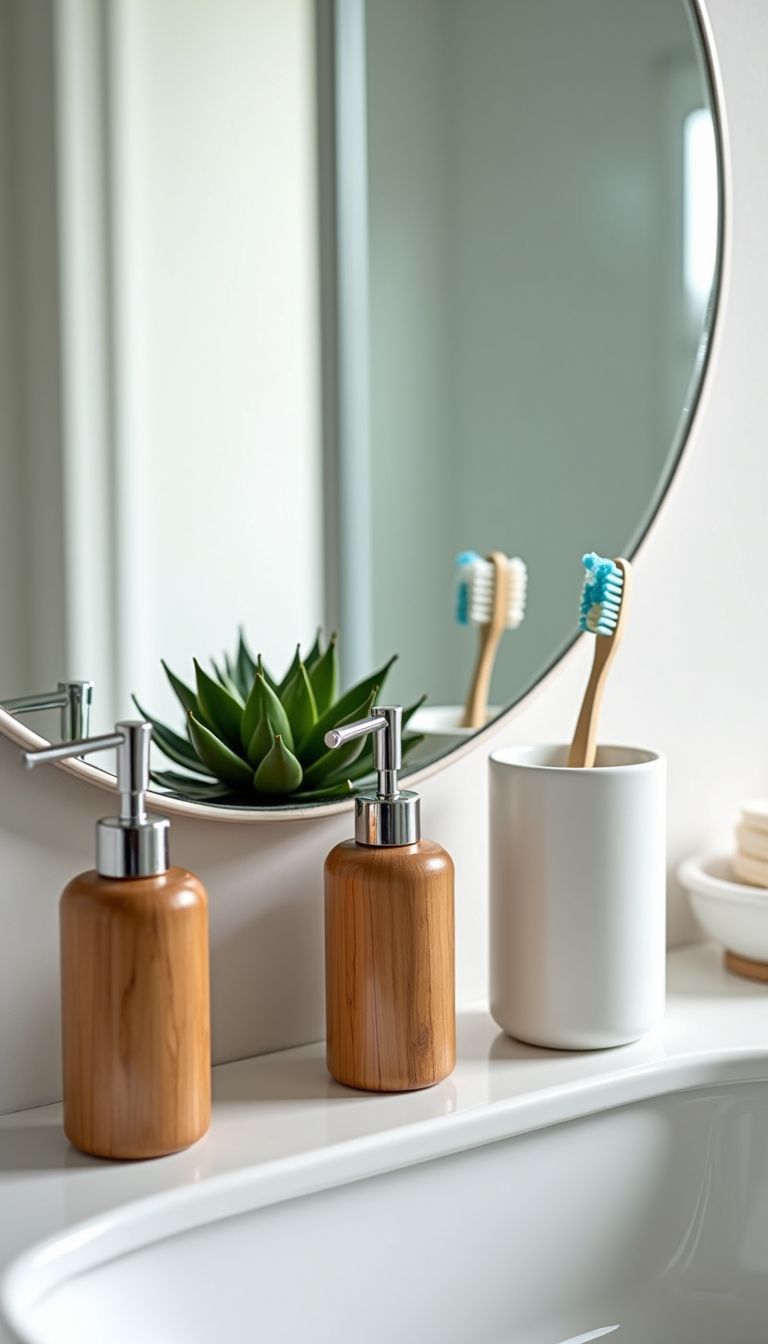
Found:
[0,0,721,814]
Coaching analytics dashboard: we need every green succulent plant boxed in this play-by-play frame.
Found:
[133,630,425,806]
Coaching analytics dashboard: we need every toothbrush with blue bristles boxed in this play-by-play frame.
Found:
[456,550,527,729]
[567,553,632,768]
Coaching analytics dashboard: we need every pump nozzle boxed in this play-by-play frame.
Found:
[23,721,169,878]
[324,705,419,847]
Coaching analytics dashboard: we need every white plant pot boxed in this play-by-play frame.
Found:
[489,744,666,1050]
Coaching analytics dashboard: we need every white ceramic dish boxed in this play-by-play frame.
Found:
[679,852,768,962]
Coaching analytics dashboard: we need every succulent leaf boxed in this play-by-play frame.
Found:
[150,769,233,801]
[211,657,243,704]
[277,644,302,698]
[257,653,280,694]
[299,655,397,763]
[245,710,275,768]
[187,712,254,788]
[241,670,294,753]
[224,673,245,703]
[241,674,264,749]
[253,734,303,795]
[142,637,418,805]
[161,660,200,718]
[321,749,374,789]
[132,695,214,776]
[282,661,318,743]
[236,629,257,695]
[309,633,337,715]
[304,629,323,673]
[295,779,355,801]
[194,659,245,752]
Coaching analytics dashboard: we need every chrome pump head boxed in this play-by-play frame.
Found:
[324,705,420,846]
[22,720,169,878]
[2,680,94,741]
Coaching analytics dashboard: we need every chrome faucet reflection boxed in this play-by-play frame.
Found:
[1,680,94,741]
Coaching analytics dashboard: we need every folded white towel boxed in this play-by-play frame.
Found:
[736,821,768,863]
[741,800,768,834]
[732,849,768,889]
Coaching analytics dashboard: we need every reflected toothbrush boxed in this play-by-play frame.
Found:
[567,553,632,768]
[456,551,527,729]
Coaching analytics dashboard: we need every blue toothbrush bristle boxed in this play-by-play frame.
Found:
[455,551,481,626]
[578,552,623,635]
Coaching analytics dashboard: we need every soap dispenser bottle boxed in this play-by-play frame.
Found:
[24,721,211,1159]
[323,706,455,1091]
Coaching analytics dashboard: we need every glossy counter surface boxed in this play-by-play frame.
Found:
[0,944,767,1342]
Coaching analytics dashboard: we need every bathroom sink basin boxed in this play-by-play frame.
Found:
[4,1079,768,1343]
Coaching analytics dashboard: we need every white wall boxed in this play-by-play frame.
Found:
[0,0,764,1117]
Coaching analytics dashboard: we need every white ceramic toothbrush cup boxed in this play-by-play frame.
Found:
[489,745,666,1050]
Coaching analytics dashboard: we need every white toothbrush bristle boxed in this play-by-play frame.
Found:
[468,556,527,628]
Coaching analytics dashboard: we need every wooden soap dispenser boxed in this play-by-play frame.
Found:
[24,721,211,1159]
[324,706,455,1092]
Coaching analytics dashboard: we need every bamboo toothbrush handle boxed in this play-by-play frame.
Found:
[567,638,613,768]
[461,553,509,730]
[462,626,499,729]
[567,557,632,768]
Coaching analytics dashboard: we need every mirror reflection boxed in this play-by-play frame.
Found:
[0,0,719,806]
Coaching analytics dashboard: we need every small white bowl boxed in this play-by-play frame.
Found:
[678,853,768,962]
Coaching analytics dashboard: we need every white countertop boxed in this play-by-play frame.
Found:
[1,941,767,1338]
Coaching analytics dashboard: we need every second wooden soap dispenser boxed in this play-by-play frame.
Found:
[24,721,211,1160]
[324,706,455,1092]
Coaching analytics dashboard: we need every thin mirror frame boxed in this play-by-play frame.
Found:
[0,0,726,822]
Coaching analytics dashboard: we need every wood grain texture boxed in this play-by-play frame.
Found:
[725,949,768,984]
[567,557,633,768]
[462,551,510,729]
[60,867,211,1159]
[325,840,455,1092]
